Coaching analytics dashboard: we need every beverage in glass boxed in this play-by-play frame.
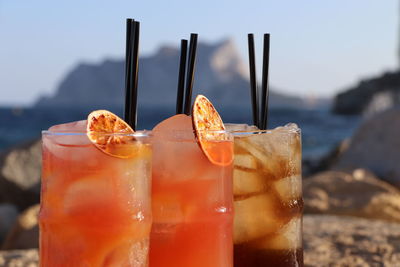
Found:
[40,120,152,266]
[229,123,303,267]
[149,114,234,267]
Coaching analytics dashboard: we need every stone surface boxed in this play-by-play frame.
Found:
[303,138,350,177]
[0,215,399,266]
[0,139,41,210]
[0,249,38,267]
[331,108,400,187]
[333,71,400,115]
[304,169,400,223]
[304,215,400,266]
[0,204,18,243]
[2,205,39,250]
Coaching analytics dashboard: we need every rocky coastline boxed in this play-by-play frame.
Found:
[1,108,400,266]
[333,71,400,116]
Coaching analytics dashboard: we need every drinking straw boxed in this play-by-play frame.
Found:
[123,19,140,130]
[124,19,134,124]
[176,39,188,114]
[247,34,259,128]
[260,33,270,130]
[129,21,140,130]
[183,33,198,115]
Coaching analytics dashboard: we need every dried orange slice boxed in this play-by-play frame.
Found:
[87,110,136,158]
[192,95,233,166]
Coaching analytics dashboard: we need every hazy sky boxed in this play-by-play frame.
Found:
[0,0,398,106]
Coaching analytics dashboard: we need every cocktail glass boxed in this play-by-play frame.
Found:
[228,123,303,267]
[149,114,234,267]
[40,121,152,266]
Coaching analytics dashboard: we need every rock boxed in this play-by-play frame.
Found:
[0,139,41,210]
[333,71,400,115]
[304,169,400,223]
[364,90,399,117]
[303,139,350,177]
[0,249,38,267]
[304,215,400,266]
[331,108,400,187]
[2,205,39,250]
[0,215,398,266]
[0,204,18,243]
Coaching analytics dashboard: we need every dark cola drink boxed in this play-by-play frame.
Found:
[230,123,303,267]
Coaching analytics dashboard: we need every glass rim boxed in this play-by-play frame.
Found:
[41,130,152,137]
[41,129,233,136]
[152,129,232,134]
[225,124,301,136]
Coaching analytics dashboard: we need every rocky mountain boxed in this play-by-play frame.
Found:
[333,71,400,116]
[35,39,308,110]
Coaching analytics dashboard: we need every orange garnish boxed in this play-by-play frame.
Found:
[192,95,233,166]
[87,110,137,158]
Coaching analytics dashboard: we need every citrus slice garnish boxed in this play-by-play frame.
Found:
[87,110,137,158]
[192,95,233,166]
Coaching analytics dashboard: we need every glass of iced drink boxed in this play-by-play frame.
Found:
[40,111,152,267]
[228,123,303,267]
[149,96,234,267]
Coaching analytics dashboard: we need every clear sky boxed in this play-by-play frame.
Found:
[0,0,398,106]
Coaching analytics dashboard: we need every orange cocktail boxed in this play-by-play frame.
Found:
[40,117,152,267]
[149,111,233,267]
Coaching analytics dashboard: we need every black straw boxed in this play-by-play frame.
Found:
[176,39,188,114]
[129,21,140,130]
[183,33,198,115]
[123,19,140,130]
[247,34,259,128]
[124,19,133,124]
[260,34,270,130]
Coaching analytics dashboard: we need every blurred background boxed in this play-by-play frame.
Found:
[1,0,397,160]
[1,1,400,264]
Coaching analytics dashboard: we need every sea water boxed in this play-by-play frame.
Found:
[0,106,360,160]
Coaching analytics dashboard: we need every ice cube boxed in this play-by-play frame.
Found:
[283,123,299,130]
[43,120,97,162]
[119,153,152,206]
[234,194,283,244]
[153,114,195,141]
[234,154,257,169]
[274,124,301,158]
[237,126,301,180]
[273,175,302,202]
[234,137,268,165]
[249,218,302,250]
[225,123,259,132]
[102,238,149,266]
[152,194,184,225]
[151,195,184,237]
[152,114,210,182]
[48,120,87,132]
[47,120,90,144]
[247,129,290,159]
[233,169,267,196]
[63,175,113,216]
